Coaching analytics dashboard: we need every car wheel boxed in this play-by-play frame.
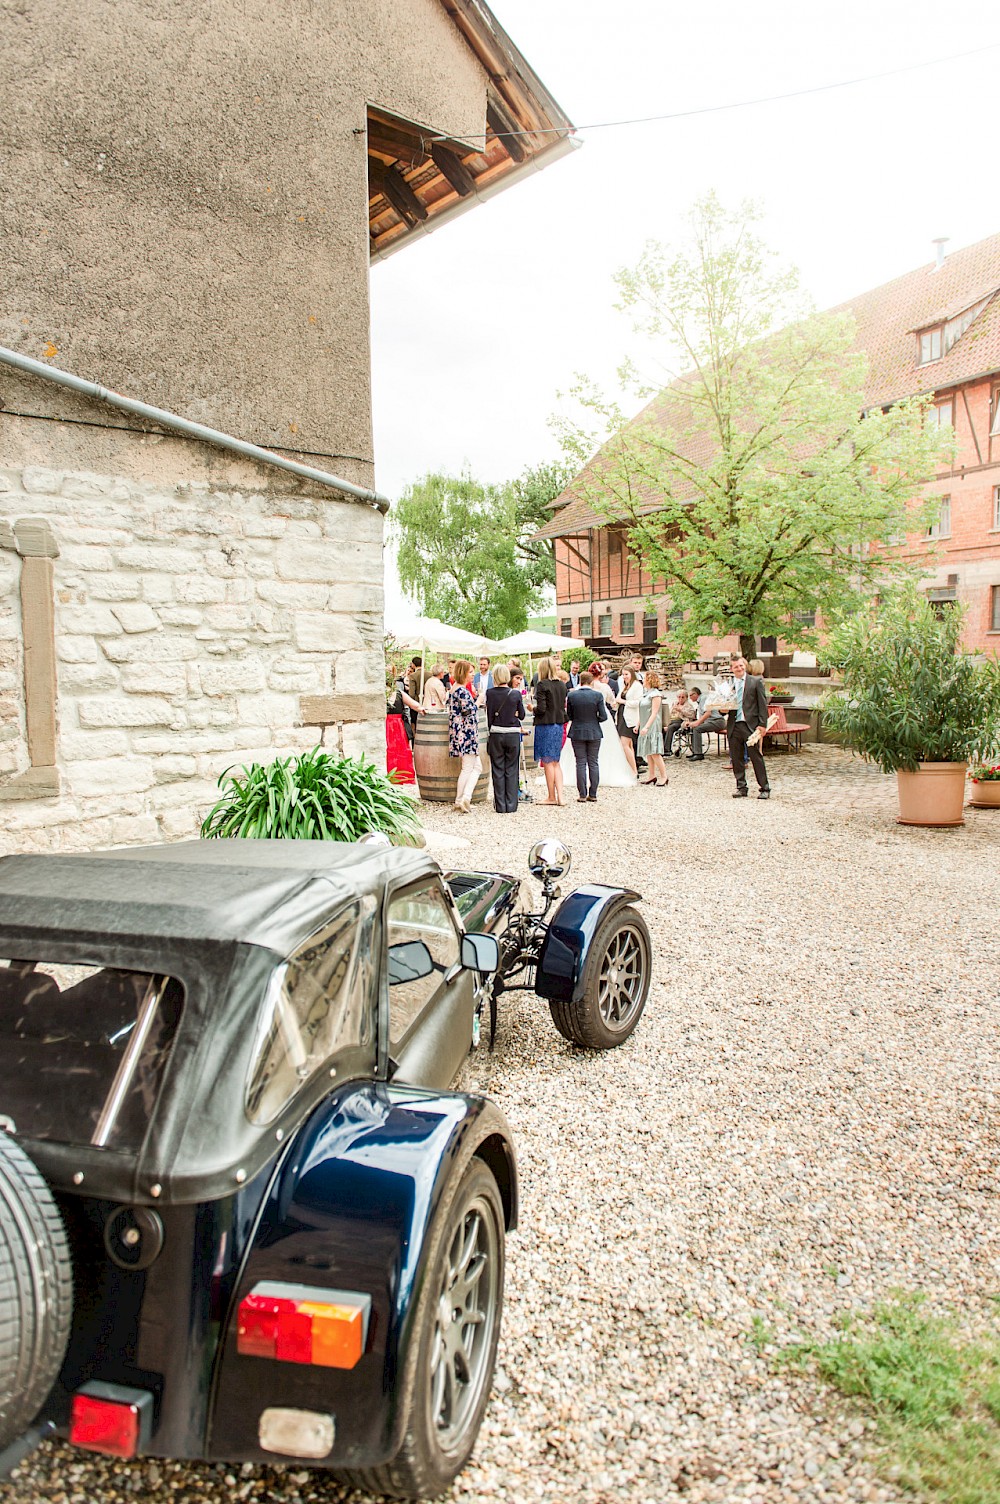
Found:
[0,1132,73,1450]
[340,1157,504,1500]
[548,905,651,1049]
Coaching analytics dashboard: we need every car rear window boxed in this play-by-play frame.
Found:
[0,959,183,1150]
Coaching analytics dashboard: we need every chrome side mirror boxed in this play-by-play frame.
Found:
[461,933,500,974]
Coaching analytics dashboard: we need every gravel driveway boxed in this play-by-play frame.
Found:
[7,747,1000,1504]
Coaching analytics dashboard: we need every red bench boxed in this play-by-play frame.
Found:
[764,702,810,751]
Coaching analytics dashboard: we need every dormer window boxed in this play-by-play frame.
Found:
[918,326,943,364]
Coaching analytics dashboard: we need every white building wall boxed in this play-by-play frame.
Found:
[0,459,385,855]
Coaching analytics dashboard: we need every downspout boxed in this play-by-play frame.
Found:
[0,346,391,512]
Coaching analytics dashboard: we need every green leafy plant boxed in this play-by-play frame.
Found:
[821,584,1000,774]
[970,763,1000,783]
[784,1293,1000,1504]
[200,747,422,845]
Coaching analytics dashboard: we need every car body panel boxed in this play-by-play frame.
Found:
[533,884,642,1002]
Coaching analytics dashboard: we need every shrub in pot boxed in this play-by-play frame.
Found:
[821,584,1000,827]
[201,747,423,845]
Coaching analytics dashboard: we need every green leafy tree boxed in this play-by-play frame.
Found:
[553,195,950,659]
[393,462,570,640]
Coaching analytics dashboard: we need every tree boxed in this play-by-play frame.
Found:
[553,195,949,660]
[392,461,570,639]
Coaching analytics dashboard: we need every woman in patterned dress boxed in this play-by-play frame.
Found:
[448,659,481,812]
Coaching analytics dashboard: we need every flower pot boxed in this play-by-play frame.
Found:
[969,780,1000,809]
[767,694,795,705]
[895,762,967,827]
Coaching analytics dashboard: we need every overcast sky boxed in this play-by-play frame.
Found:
[372,0,1000,615]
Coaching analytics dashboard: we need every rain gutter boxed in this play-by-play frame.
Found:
[0,345,390,511]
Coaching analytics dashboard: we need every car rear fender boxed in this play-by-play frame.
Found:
[533,885,642,1003]
[208,1081,517,1469]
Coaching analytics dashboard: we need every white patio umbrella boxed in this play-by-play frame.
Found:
[385,612,499,697]
[494,627,586,681]
[495,628,586,654]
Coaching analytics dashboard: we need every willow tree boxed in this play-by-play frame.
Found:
[554,195,949,659]
[393,462,568,639]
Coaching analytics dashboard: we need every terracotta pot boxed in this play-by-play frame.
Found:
[895,762,967,827]
[969,779,1000,809]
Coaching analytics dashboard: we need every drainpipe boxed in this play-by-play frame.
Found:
[0,345,391,512]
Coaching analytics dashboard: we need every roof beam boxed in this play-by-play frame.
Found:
[486,96,527,163]
[381,167,429,227]
[430,142,477,197]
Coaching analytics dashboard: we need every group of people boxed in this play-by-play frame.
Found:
[385,650,772,810]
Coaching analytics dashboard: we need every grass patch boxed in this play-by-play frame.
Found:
[785,1293,1000,1503]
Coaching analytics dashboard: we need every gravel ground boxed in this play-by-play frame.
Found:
[6,746,1000,1504]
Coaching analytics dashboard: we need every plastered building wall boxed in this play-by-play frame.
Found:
[0,0,495,845]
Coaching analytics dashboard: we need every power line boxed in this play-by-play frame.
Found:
[434,39,1000,141]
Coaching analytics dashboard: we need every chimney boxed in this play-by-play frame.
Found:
[932,237,949,271]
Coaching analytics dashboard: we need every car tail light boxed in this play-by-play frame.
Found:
[237,1281,371,1370]
[70,1382,154,1458]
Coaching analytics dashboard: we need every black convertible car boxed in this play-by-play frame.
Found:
[0,836,650,1499]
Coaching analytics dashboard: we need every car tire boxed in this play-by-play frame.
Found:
[0,1132,73,1450]
[547,904,651,1050]
[338,1156,504,1500]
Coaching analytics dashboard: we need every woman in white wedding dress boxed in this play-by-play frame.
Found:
[560,663,637,788]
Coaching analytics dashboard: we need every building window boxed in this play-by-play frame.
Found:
[926,397,953,430]
[917,327,942,364]
[598,613,612,637]
[992,585,1000,632]
[560,617,572,637]
[991,387,1000,437]
[578,616,592,638]
[926,496,951,539]
[994,486,1000,532]
[794,609,817,628]
[928,591,957,620]
[608,527,624,556]
[620,612,635,636]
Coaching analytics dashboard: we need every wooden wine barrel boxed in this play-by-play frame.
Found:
[413,711,489,804]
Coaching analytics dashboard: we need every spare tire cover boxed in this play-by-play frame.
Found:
[0,1133,73,1450]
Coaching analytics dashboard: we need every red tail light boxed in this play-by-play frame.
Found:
[70,1382,153,1458]
[237,1280,370,1370]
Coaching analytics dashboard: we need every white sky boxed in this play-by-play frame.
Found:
[372,0,1000,615]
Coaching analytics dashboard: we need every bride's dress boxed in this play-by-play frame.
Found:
[560,685,637,788]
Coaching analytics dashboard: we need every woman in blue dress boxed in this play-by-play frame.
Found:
[448,659,481,812]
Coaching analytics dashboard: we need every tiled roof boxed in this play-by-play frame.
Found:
[539,230,1000,539]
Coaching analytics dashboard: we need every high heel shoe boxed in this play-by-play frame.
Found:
[655,778,669,787]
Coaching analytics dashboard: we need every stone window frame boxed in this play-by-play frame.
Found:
[0,518,60,803]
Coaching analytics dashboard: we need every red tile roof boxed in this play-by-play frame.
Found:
[539,230,1000,539]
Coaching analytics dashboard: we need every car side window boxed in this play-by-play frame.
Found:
[387,881,461,1046]
[246,895,376,1124]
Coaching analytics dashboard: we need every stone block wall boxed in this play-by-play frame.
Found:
[0,460,385,855]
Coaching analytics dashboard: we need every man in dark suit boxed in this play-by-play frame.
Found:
[565,671,607,802]
[568,660,581,688]
[727,655,771,799]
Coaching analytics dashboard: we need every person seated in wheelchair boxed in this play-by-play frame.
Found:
[665,687,699,757]
[687,682,732,760]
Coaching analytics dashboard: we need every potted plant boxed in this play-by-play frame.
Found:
[969,762,1000,810]
[201,747,424,845]
[766,683,795,705]
[821,584,1000,827]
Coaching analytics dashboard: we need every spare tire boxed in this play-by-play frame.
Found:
[0,1132,73,1450]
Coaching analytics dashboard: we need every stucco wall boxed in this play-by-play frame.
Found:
[0,0,487,464]
[0,412,386,855]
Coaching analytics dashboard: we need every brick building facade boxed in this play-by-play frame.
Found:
[542,233,1000,660]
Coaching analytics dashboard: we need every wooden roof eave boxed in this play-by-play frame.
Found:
[369,132,578,263]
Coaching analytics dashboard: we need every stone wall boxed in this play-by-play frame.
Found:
[0,454,385,855]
